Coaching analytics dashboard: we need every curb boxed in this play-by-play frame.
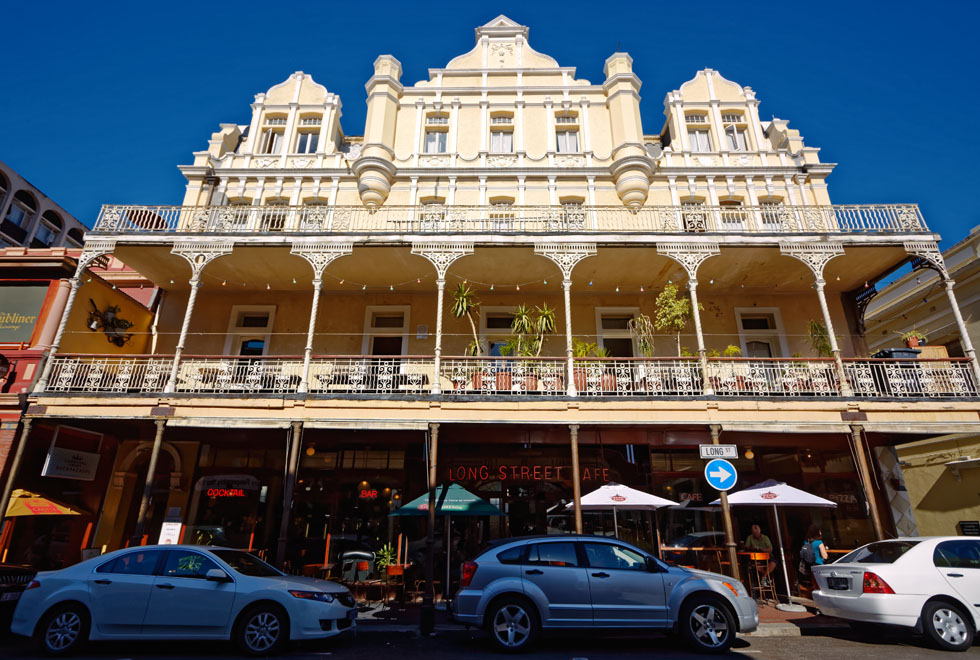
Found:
[742,621,850,638]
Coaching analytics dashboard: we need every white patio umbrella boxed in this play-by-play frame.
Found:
[712,479,836,611]
[567,482,677,543]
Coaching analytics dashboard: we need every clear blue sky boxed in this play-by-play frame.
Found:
[3,0,978,244]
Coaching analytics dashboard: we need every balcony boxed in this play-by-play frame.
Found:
[43,355,978,399]
[91,203,929,237]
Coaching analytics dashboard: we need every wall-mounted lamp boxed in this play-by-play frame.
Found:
[86,298,133,347]
[744,446,755,460]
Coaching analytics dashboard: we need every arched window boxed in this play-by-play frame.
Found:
[32,210,63,247]
[2,190,38,244]
[66,227,84,248]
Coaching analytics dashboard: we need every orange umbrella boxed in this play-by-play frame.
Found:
[4,489,83,517]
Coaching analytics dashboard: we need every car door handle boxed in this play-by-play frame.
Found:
[525,569,543,575]
[591,572,611,578]
[154,583,175,589]
[93,579,112,585]
[947,573,964,578]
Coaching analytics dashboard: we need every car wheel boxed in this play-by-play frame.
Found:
[922,601,974,652]
[235,604,289,656]
[35,603,89,656]
[486,596,539,653]
[679,595,736,654]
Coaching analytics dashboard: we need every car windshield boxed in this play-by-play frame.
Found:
[837,541,920,564]
[211,550,282,577]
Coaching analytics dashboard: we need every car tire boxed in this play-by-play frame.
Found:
[35,603,90,657]
[234,603,289,656]
[679,595,736,654]
[486,596,540,653]
[921,601,974,652]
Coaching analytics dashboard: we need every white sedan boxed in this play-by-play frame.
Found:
[812,536,980,652]
[10,545,356,656]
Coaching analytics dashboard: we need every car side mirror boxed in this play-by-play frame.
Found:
[206,568,231,582]
[646,558,664,573]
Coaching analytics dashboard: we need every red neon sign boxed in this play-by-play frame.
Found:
[360,489,378,499]
[207,488,246,497]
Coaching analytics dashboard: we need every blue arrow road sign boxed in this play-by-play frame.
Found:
[704,458,737,491]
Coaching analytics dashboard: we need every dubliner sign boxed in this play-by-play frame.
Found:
[448,464,611,482]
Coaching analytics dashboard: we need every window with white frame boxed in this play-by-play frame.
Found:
[259,116,286,154]
[362,306,410,355]
[685,113,708,124]
[488,198,515,231]
[224,305,277,356]
[295,131,319,154]
[734,308,788,358]
[426,114,449,126]
[299,116,322,127]
[2,190,37,244]
[490,130,513,153]
[721,113,743,124]
[261,199,288,232]
[688,129,712,152]
[725,125,748,151]
[556,129,579,153]
[595,308,640,357]
[719,199,745,230]
[480,307,517,356]
[424,130,447,153]
[760,198,784,226]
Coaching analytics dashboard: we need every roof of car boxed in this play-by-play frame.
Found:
[486,534,627,548]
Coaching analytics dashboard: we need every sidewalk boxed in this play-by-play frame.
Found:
[353,598,849,637]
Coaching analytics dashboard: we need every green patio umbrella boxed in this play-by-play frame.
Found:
[390,483,505,517]
[390,483,504,597]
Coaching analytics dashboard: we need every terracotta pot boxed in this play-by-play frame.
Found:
[573,368,588,392]
[522,375,539,392]
[905,336,921,348]
[601,372,617,392]
[496,371,513,391]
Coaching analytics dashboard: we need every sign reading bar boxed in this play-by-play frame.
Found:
[699,445,738,460]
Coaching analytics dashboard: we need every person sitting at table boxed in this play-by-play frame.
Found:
[744,524,778,585]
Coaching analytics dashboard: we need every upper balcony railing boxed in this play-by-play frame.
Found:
[43,355,977,399]
[92,203,929,236]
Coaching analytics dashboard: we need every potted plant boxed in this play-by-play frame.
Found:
[594,345,619,392]
[901,329,927,348]
[499,303,557,392]
[806,320,834,358]
[654,283,703,356]
[450,283,485,390]
[572,339,599,392]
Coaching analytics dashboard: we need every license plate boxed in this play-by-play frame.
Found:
[827,577,849,590]
[347,609,357,620]
[0,592,20,601]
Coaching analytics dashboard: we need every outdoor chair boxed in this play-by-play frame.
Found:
[747,552,778,604]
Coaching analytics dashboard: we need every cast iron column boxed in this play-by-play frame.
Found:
[710,425,739,581]
[132,419,166,544]
[421,422,440,635]
[850,425,885,540]
[570,424,583,533]
[277,421,303,566]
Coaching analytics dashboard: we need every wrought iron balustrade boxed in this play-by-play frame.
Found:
[41,354,978,399]
[46,356,173,393]
[92,203,928,236]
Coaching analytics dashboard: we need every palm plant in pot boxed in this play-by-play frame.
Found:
[500,303,557,392]
[901,329,927,348]
[450,283,485,391]
[628,314,656,391]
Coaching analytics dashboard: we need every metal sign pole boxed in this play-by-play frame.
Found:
[710,426,739,581]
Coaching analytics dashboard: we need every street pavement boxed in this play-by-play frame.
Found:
[0,627,977,660]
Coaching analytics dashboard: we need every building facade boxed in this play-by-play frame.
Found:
[0,160,86,250]
[2,17,978,577]
[865,226,980,536]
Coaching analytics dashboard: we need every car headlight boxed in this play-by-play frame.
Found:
[721,581,747,598]
[289,590,336,603]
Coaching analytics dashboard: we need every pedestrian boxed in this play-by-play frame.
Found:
[743,524,777,585]
[799,524,829,587]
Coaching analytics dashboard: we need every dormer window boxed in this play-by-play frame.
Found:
[260,114,287,154]
[722,112,748,151]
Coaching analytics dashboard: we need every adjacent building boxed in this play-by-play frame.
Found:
[0,160,86,250]
[2,17,977,575]
[865,226,980,536]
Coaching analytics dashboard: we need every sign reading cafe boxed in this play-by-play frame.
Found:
[448,464,611,482]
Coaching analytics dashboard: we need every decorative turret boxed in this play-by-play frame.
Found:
[353,55,402,207]
[603,53,653,209]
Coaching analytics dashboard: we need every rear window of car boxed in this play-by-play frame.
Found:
[496,546,524,565]
[837,541,919,564]
[526,542,579,567]
[934,540,980,569]
[96,550,163,575]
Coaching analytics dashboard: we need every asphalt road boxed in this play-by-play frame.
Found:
[0,627,977,660]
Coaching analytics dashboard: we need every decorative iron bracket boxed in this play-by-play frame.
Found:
[779,242,845,282]
[290,242,353,280]
[533,243,597,281]
[411,242,474,280]
[656,242,720,279]
[171,241,235,281]
[904,241,948,280]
